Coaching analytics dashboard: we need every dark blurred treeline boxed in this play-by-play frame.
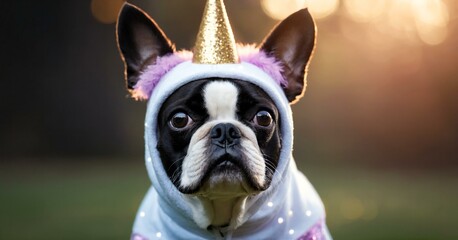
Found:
[0,0,457,168]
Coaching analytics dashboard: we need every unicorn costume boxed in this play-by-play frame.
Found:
[122,1,332,239]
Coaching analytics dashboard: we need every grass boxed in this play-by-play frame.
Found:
[1,160,457,239]
[301,163,458,240]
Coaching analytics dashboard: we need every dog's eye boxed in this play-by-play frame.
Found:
[253,110,273,127]
[170,112,193,130]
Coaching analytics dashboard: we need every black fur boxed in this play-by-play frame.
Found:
[260,9,316,103]
[116,3,174,89]
[116,3,316,103]
[156,79,281,194]
[116,3,316,194]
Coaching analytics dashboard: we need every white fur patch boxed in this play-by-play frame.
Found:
[203,81,238,120]
[180,80,267,228]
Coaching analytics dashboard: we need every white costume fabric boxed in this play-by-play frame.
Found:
[130,61,332,240]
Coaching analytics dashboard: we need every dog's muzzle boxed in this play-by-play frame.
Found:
[211,123,241,148]
[209,123,244,170]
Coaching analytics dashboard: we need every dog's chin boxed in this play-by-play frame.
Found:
[179,155,267,196]
[197,162,253,199]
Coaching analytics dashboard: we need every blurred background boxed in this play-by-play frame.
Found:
[1,0,457,239]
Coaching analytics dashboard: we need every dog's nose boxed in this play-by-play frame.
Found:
[211,123,241,147]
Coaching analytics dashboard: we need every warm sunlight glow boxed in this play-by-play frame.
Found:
[343,0,450,45]
[306,0,340,19]
[412,0,449,45]
[262,0,450,45]
[93,0,451,45]
[261,0,308,20]
[344,0,386,22]
[261,0,339,20]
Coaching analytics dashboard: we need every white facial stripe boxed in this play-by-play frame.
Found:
[203,81,238,120]
[181,82,267,228]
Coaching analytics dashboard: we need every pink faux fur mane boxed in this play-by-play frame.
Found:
[131,45,285,100]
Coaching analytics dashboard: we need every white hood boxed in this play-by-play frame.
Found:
[131,61,332,239]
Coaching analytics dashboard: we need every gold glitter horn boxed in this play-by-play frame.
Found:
[192,0,240,64]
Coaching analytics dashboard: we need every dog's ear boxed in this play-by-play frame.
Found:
[260,9,316,103]
[116,3,175,89]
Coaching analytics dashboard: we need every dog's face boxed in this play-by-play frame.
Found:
[157,79,281,196]
[117,3,315,228]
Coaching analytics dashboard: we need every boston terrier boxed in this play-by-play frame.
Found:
[117,1,332,239]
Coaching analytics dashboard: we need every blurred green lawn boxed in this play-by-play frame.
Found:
[1,160,457,240]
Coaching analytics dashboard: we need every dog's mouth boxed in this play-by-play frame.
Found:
[179,152,266,195]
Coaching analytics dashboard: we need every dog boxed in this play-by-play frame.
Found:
[117,1,331,239]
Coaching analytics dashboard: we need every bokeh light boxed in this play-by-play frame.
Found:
[340,196,365,220]
[262,0,451,45]
[307,0,340,19]
[412,0,449,45]
[261,0,339,20]
[343,0,386,22]
[383,0,450,45]
[260,0,308,20]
